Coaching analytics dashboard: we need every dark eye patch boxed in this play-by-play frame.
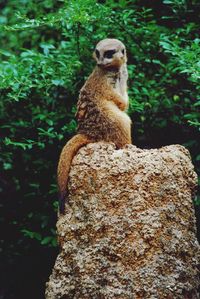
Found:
[104,50,116,59]
[122,49,125,55]
[95,49,100,59]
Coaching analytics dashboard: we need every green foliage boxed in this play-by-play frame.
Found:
[0,0,200,297]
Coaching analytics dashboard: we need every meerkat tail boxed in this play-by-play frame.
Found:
[57,133,91,213]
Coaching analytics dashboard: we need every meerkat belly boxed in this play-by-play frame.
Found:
[107,74,128,106]
[113,78,128,106]
[105,101,131,127]
[103,101,131,146]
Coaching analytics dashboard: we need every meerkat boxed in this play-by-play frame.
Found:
[57,38,132,213]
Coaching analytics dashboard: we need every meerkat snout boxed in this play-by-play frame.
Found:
[93,38,127,68]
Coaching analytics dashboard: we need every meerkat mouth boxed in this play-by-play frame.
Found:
[98,62,122,70]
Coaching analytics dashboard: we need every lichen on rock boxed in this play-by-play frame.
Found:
[46,143,200,299]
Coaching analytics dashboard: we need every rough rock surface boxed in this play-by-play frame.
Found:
[46,143,200,299]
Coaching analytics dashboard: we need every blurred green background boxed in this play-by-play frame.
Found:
[0,0,199,298]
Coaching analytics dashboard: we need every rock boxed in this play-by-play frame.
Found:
[46,143,200,299]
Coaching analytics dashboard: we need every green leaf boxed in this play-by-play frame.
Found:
[51,79,64,86]
[41,236,53,245]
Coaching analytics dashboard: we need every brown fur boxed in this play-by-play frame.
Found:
[57,39,132,213]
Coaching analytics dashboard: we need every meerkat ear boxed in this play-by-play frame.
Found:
[92,51,96,61]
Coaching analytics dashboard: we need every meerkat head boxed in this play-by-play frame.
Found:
[93,38,127,70]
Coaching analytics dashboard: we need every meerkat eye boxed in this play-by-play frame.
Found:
[122,49,125,55]
[104,50,116,59]
[95,49,100,59]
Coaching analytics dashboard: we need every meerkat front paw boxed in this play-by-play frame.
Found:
[111,94,127,111]
[118,101,126,111]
